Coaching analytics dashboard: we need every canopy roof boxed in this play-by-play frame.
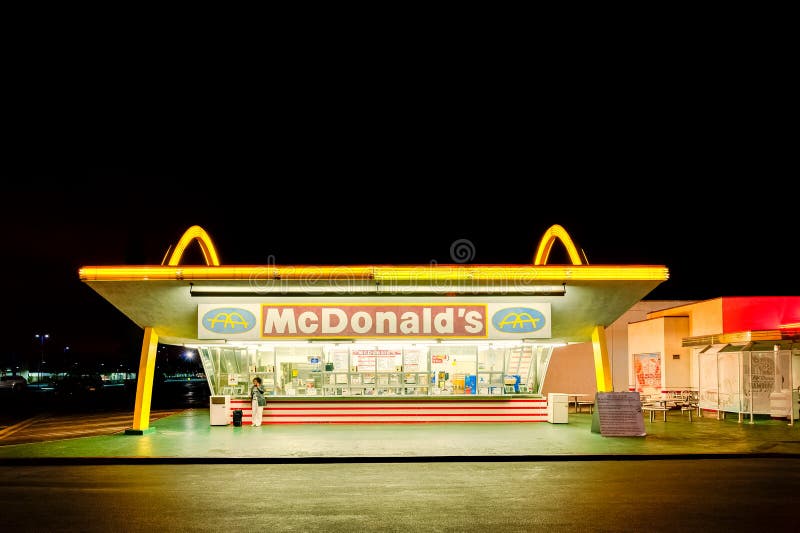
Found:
[80,225,669,345]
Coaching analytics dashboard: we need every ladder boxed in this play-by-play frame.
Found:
[507,347,533,387]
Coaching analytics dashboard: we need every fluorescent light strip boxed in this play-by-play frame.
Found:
[79,265,668,282]
[188,284,567,297]
[193,339,564,349]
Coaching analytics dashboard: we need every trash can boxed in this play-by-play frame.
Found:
[547,393,569,423]
[209,395,231,425]
[232,409,243,427]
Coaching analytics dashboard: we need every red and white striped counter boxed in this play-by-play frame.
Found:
[226,397,547,424]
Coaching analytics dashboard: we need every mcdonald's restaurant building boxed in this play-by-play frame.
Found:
[79,225,669,432]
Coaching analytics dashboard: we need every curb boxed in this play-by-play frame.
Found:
[2,452,800,465]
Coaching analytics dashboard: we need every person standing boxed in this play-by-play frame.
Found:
[251,376,266,426]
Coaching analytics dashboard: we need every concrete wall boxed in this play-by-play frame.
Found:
[647,298,722,337]
[628,317,666,389]
[541,343,596,396]
[542,300,695,396]
[690,347,702,390]
[662,316,691,389]
[608,301,694,391]
[607,313,631,394]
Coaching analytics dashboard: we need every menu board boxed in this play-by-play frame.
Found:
[353,350,376,371]
[594,392,646,437]
[377,351,396,371]
[404,350,420,371]
[332,349,349,371]
[352,350,401,372]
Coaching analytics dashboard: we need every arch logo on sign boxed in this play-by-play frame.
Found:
[492,307,546,333]
[202,307,256,334]
[487,303,550,338]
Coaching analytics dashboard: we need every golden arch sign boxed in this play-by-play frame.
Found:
[165,225,220,266]
[533,224,584,266]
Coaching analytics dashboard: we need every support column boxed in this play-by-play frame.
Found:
[126,327,159,435]
[591,325,613,392]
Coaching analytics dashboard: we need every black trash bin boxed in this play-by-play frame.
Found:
[232,409,243,427]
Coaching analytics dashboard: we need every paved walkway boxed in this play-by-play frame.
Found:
[0,409,181,446]
[0,408,798,461]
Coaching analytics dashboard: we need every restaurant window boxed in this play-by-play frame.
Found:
[276,345,325,396]
[402,345,429,396]
[199,342,554,398]
[477,346,505,395]
[429,345,477,395]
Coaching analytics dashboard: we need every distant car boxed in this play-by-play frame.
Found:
[0,375,27,392]
[54,374,104,396]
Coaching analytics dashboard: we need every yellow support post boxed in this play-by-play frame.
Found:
[126,327,159,435]
[591,325,613,392]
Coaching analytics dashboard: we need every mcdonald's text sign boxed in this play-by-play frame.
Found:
[198,302,550,340]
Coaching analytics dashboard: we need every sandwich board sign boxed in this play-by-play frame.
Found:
[591,392,646,437]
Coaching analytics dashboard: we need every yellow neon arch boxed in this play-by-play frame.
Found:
[166,225,221,266]
[533,224,584,266]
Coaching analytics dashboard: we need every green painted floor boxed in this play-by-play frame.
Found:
[1,408,799,459]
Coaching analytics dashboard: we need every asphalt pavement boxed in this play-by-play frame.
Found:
[1,401,798,532]
[1,459,797,532]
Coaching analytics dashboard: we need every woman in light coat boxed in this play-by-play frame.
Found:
[251,377,266,427]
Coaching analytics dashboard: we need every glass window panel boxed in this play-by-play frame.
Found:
[197,342,556,398]
[750,352,776,413]
[478,346,505,395]
[528,345,554,395]
[276,346,324,396]
[402,346,429,396]
[429,345,476,395]
[198,347,217,395]
[403,347,427,372]
[718,352,741,412]
[698,352,719,410]
[328,346,350,371]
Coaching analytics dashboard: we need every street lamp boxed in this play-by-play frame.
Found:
[35,333,49,384]
[183,350,196,377]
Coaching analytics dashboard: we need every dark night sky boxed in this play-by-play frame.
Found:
[1,160,795,369]
[3,68,796,368]
[4,13,796,372]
